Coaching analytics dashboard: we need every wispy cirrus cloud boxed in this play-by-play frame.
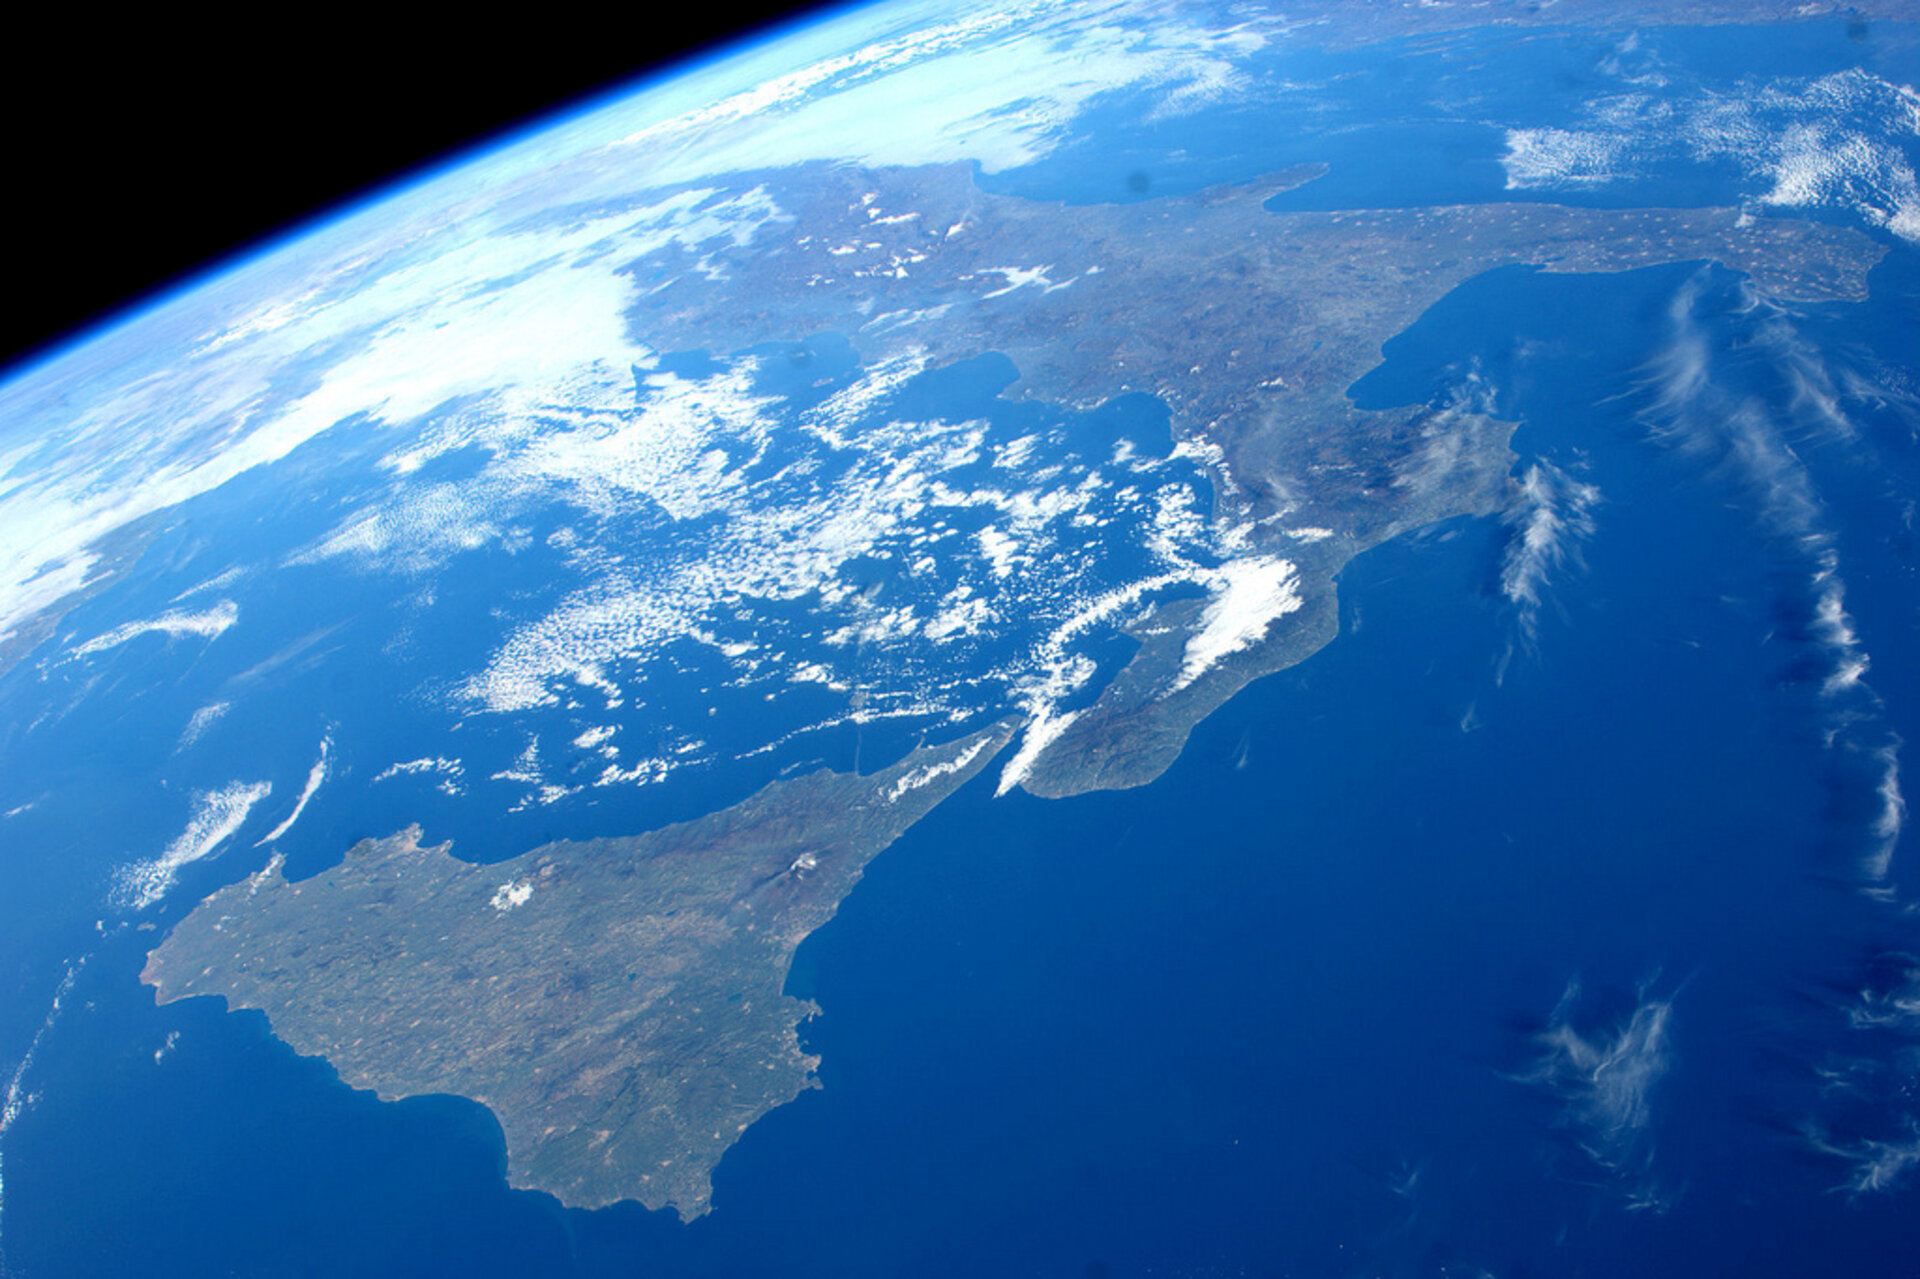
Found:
[1808,955,1920,1196]
[1811,1123,1920,1196]
[1514,977,1678,1209]
[1638,273,1905,891]
[1499,459,1600,663]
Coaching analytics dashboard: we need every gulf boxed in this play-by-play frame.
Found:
[560,256,1920,1273]
[9,22,1920,1274]
[8,243,1913,1279]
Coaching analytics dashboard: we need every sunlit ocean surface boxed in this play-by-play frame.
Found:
[5,19,1920,1278]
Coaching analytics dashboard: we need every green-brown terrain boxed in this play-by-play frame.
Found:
[147,161,1883,1215]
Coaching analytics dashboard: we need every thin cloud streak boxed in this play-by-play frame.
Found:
[1638,274,1905,890]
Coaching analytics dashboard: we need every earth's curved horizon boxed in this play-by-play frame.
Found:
[5,3,1920,1275]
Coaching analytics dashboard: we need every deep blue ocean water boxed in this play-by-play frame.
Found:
[5,18,1920,1279]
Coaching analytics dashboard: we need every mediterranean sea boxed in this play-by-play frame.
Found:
[5,20,1919,1276]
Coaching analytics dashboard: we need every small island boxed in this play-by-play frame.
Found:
[144,723,1012,1217]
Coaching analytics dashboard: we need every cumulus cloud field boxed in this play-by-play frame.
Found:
[1502,67,1920,240]
[0,0,1272,670]
[115,781,273,910]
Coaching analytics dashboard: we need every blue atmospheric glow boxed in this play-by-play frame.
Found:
[2,7,1919,1277]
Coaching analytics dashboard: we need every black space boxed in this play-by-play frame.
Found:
[0,5,836,376]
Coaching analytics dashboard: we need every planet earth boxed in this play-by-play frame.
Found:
[4,1,1920,1275]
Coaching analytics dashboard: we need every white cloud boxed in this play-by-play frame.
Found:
[1642,278,1904,888]
[1502,69,1920,241]
[433,349,1214,735]
[0,183,782,657]
[178,701,231,749]
[1501,127,1628,189]
[70,600,238,658]
[0,959,86,1231]
[996,704,1084,798]
[573,725,617,750]
[0,1,1305,819]
[1500,461,1600,650]
[116,781,272,910]
[289,482,507,574]
[0,0,1288,667]
[587,5,1272,181]
[1516,979,1676,1205]
[1864,742,1906,885]
[887,732,995,801]
[490,879,534,912]
[1170,556,1302,693]
[373,756,465,797]
[258,737,332,846]
[1809,1120,1920,1196]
